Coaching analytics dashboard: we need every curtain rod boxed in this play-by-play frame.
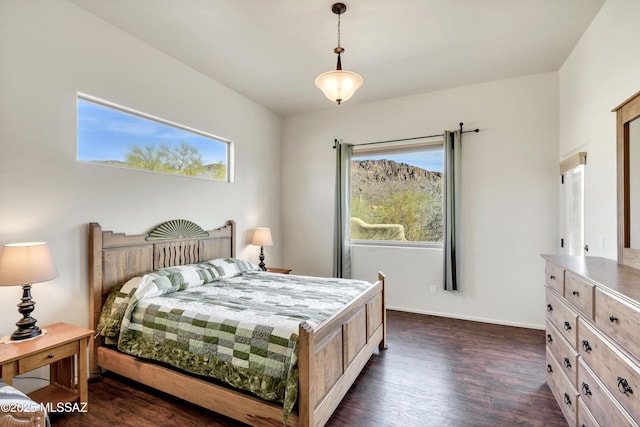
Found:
[333,122,479,149]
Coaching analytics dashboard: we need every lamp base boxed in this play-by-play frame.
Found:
[258,246,267,271]
[10,283,42,340]
[10,323,41,341]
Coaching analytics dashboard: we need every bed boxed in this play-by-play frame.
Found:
[89,219,386,427]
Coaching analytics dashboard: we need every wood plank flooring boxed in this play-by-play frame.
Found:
[50,310,567,426]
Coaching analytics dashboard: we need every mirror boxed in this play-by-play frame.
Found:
[615,91,640,268]
[629,118,640,248]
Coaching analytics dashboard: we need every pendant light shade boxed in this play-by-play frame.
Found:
[315,69,363,105]
[315,3,363,105]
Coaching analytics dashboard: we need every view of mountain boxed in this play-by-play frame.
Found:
[351,160,443,242]
[351,159,443,242]
[351,159,442,199]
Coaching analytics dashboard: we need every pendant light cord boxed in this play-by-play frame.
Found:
[337,10,341,49]
[335,8,344,70]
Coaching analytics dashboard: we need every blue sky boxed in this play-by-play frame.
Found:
[354,151,443,173]
[77,99,227,163]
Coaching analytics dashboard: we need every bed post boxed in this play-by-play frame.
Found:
[378,272,387,350]
[88,222,103,378]
[297,322,314,427]
[225,219,236,258]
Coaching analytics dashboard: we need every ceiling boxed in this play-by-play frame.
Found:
[68,0,605,116]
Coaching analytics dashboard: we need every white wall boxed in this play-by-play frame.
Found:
[559,0,640,260]
[0,0,283,338]
[282,73,559,329]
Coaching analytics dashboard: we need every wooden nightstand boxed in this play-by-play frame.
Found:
[266,267,291,274]
[0,322,93,408]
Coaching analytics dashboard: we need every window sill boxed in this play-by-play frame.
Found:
[350,240,443,249]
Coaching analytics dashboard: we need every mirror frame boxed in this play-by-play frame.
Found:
[615,90,640,268]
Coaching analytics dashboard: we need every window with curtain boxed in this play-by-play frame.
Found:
[350,142,444,245]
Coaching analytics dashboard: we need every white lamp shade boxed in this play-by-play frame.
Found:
[0,242,59,286]
[251,227,273,247]
[315,69,364,104]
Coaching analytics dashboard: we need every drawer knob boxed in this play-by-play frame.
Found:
[609,315,618,323]
[547,304,553,312]
[550,275,556,280]
[581,382,592,396]
[563,321,572,331]
[563,357,572,369]
[618,377,634,395]
[47,354,54,359]
[547,364,553,373]
[572,290,579,296]
[546,334,553,343]
[582,340,592,352]
[563,393,572,406]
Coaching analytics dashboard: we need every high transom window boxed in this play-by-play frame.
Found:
[77,94,232,182]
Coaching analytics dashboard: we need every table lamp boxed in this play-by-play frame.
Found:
[0,242,58,340]
[250,227,273,271]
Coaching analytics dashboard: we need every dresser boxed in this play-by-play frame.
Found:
[542,255,640,427]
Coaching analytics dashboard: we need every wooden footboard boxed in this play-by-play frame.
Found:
[298,272,386,426]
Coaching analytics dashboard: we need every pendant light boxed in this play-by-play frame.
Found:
[315,3,363,105]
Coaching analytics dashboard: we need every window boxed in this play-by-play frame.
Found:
[350,142,444,244]
[77,94,232,182]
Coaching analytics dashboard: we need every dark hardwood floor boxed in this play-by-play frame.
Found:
[50,310,567,426]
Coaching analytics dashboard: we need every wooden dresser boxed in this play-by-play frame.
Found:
[542,255,640,427]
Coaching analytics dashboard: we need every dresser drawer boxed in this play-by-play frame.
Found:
[595,287,640,360]
[578,318,640,422]
[565,271,594,319]
[545,262,565,294]
[18,341,78,374]
[546,348,577,426]
[546,320,578,387]
[578,398,599,427]
[578,359,639,427]
[546,289,578,349]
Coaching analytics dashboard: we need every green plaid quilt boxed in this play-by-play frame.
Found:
[97,259,372,425]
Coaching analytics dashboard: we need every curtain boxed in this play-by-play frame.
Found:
[333,140,353,278]
[443,130,462,291]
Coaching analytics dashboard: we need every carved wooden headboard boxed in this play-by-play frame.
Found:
[88,219,235,343]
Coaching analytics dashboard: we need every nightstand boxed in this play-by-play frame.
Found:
[266,267,291,274]
[0,322,93,409]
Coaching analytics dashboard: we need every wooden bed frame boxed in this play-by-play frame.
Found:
[88,220,386,427]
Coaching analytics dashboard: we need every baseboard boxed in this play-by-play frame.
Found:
[386,305,545,330]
